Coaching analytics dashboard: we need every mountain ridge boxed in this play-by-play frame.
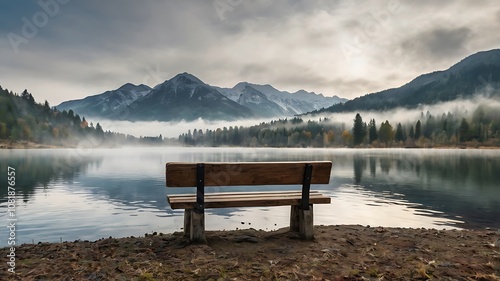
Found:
[57,74,345,121]
[313,49,500,115]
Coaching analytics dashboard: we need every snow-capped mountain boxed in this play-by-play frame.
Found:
[109,73,253,121]
[57,73,347,121]
[216,82,347,115]
[57,83,151,117]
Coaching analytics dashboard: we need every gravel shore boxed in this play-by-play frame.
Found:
[2,225,500,280]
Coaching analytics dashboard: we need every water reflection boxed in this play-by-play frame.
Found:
[346,149,500,229]
[0,147,499,245]
[0,149,102,203]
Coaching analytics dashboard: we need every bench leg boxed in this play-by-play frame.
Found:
[290,205,300,232]
[184,209,192,237]
[190,210,207,243]
[299,204,314,240]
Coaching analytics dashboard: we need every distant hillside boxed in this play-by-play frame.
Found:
[57,83,151,118]
[0,87,172,147]
[0,86,107,146]
[313,49,500,114]
[56,73,346,121]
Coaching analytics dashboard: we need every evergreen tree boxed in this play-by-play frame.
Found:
[459,118,472,142]
[352,113,365,145]
[43,100,50,112]
[408,125,415,139]
[95,123,103,133]
[395,123,404,142]
[368,119,378,143]
[415,120,422,139]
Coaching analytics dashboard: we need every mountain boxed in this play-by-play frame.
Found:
[57,83,151,118]
[216,82,347,116]
[232,85,286,118]
[114,73,253,121]
[314,49,500,114]
[57,73,346,121]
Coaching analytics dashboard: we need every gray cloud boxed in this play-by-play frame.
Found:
[400,27,473,63]
[1,1,499,104]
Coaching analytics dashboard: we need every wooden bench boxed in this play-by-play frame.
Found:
[165,161,332,243]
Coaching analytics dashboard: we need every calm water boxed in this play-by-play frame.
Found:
[1,147,499,246]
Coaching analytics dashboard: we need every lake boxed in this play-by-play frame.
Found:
[1,147,499,246]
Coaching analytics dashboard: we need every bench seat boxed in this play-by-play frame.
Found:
[165,161,333,242]
[168,190,331,209]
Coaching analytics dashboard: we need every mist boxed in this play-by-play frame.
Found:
[93,95,500,139]
[96,117,273,139]
[307,96,500,128]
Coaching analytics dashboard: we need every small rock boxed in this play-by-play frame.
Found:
[321,248,340,253]
[235,235,259,243]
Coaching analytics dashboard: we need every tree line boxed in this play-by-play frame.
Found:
[0,86,170,147]
[178,106,500,148]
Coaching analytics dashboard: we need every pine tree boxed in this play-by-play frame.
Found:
[395,123,404,142]
[352,113,365,145]
[408,125,415,139]
[368,119,378,143]
[96,123,103,133]
[459,118,471,142]
[415,120,422,139]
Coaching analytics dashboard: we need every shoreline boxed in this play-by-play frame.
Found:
[0,140,63,149]
[2,225,499,280]
[1,139,500,150]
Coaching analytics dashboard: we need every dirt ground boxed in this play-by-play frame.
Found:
[2,225,500,281]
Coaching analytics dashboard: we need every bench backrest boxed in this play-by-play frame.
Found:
[166,161,332,187]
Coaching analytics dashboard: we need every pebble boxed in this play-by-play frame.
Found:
[235,235,259,243]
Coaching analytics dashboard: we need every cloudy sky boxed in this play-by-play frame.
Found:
[1,0,499,105]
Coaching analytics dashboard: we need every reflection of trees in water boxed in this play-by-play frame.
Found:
[353,156,366,185]
[350,152,500,189]
[415,154,500,189]
[369,157,376,178]
[347,151,500,228]
[0,153,102,203]
[379,157,392,174]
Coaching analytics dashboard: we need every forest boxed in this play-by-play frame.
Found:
[0,86,167,147]
[2,85,500,149]
[178,105,500,148]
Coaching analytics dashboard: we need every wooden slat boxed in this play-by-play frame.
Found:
[167,191,331,209]
[168,192,325,202]
[171,190,320,197]
[168,195,329,206]
[169,190,320,200]
[166,161,332,187]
